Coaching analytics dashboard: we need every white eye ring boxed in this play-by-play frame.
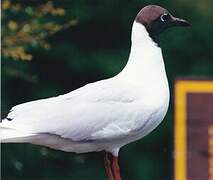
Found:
[160,13,169,22]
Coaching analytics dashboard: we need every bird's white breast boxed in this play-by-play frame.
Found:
[113,22,170,144]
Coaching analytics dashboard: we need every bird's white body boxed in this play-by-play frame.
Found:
[1,22,169,156]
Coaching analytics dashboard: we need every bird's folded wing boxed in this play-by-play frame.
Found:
[1,79,149,142]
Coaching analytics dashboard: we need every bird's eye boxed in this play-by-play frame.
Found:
[160,13,170,22]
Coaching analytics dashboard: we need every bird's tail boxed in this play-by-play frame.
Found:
[0,125,36,143]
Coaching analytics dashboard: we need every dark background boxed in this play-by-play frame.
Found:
[1,0,213,179]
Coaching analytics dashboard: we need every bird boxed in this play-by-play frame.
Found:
[1,5,190,180]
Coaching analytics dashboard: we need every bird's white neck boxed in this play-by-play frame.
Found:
[131,22,157,45]
[117,22,168,89]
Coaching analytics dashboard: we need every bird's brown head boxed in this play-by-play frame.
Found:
[136,5,190,44]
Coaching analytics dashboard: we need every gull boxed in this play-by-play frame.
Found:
[1,5,190,180]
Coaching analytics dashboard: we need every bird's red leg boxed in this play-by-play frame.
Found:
[112,155,121,180]
[104,152,114,180]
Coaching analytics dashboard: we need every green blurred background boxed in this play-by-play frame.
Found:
[1,0,213,179]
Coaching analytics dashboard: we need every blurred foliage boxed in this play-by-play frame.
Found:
[1,0,213,180]
[2,0,77,61]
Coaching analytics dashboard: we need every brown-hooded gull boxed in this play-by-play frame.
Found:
[1,5,190,180]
